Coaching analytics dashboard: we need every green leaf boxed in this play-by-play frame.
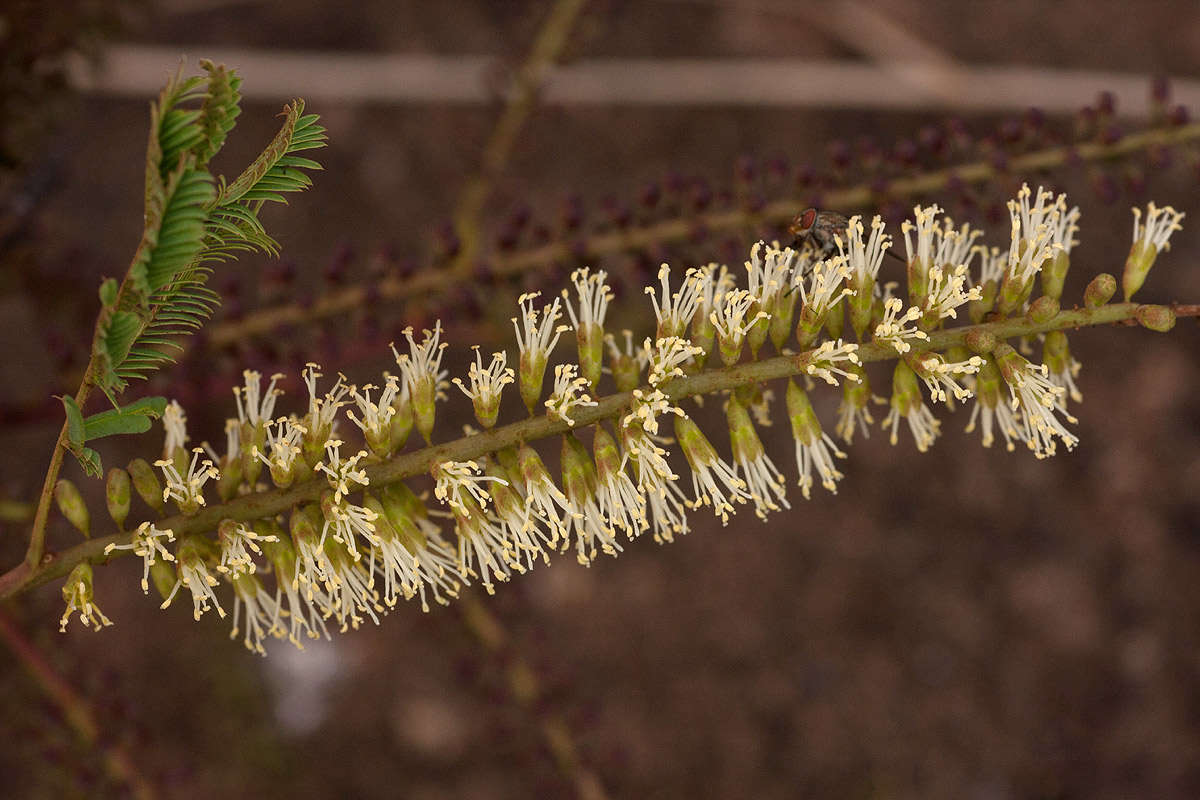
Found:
[98,278,118,307]
[194,60,242,168]
[61,396,85,448]
[75,447,103,479]
[83,396,168,441]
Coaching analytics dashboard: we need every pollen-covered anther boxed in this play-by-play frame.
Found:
[873,297,929,354]
[787,380,846,499]
[452,347,514,429]
[646,335,704,386]
[544,363,598,426]
[804,339,862,386]
[104,521,176,594]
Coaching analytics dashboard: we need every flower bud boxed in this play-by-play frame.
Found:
[1041,248,1071,301]
[561,433,599,504]
[768,288,799,352]
[1084,273,1117,309]
[823,299,845,340]
[1042,330,1071,376]
[54,479,89,537]
[378,483,431,551]
[968,278,998,324]
[105,468,131,528]
[239,421,266,487]
[608,336,642,394]
[127,458,163,513]
[1136,304,1176,332]
[592,425,624,489]
[149,558,178,602]
[1027,295,1060,324]
[390,391,414,450]
[216,453,243,501]
[964,329,997,356]
[577,321,605,393]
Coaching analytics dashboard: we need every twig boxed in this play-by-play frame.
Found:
[453,0,590,269]
[0,609,158,799]
[459,593,609,800]
[3,300,1194,603]
[205,122,1200,349]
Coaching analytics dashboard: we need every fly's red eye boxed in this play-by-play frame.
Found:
[800,208,817,230]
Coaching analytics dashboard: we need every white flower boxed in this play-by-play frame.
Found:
[516,444,573,544]
[561,267,613,332]
[156,447,219,513]
[621,422,690,543]
[804,339,862,386]
[450,494,515,593]
[104,522,176,593]
[1051,204,1081,253]
[647,263,705,339]
[923,264,982,321]
[302,363,351,437]
[995,346,1078,459]
[882,401,940,453]
[544,363,597,426]
[1131,202,1185,253]
[216,520,279,577]
[234,370,285,428]
[873,297,928,354]
[646,335,703,387]
[559,435,624,566]
[675,415,749,524]
[229,574,282,656]
[933,218,983,271]
[322,541,383,632]
[320,496,379,562]
[452,347,514,429]
[315,440,369,505]
[252,416,307,484]
[974,245,1006,287]
[843,214,891,285]
[909,351,983,404]
[727,397,790,520]
[162,400,188,457]
[592,428,646,538]
[433,460,506,514]
[160,541,226,621]
[787,381,846,500]
[902,204,942,265]
[513,292,569,362]
[745,242,796,304]
[621,387,684,438]
[792,257,853,317]
[347,376,400,450]
[59,564,112,633]
[1004,184,1063,285]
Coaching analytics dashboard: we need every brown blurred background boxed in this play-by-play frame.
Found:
[2,1,1200,798]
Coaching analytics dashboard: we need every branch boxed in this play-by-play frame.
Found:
[4,300,1195,604]
[205,121,1200,350]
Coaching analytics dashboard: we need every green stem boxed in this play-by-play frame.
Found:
[205,122,1200,349]
[2,301,1193,602]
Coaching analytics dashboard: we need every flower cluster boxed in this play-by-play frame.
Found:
[62,187,1187,654]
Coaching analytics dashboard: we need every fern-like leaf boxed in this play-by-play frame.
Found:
[194,59,242,168]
